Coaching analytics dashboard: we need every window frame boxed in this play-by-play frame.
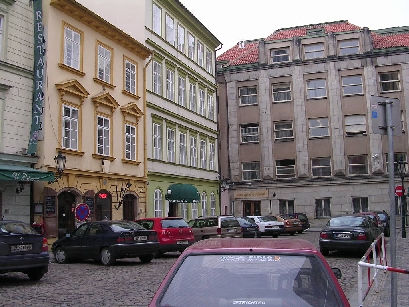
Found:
[352,197,369,213]
[271,48,290,63]
[124,57,137,96]
[153,60,162,95]
[189,83,196,112]
[342,75,363,96]
[200,139,207,169]
[210,193,216,216]
[62,104,79,151]
[276,159,296,179]
[304,43,325,60]
[197,41,204,67]
[188,32,195,60]
[153,122,162,160]
[199,88,205,116]
[201,192,207,217]
[209,142,215,171]
[348,155,368,175]
[239,86,258,106]
[190,135,197,167]
[311,157,332,177]
[306,79,327,99]
[240,124,259,143]
[154,189,163,217]
[166,68,175,101]
[97,115,110,156]
[177,23,185,52]
[207,93,214,120]
[96,42,112,84]
[152,3,162,35]
[274,121,294,141]
[315,198,331,218]
[272,82,292,103]
[167,127,175,163]
[124,123,136,161]
[308,117,329,139]
[338,39,359,55]
[206,48,213,73]
[345,115,366,136]
[63,23,83,71]
[165,13,175,46]
[242,162,261,181]
[379,71,401,93]
[178,75,186,107]
[179,132,187,165]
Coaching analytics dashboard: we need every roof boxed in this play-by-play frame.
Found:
[185,237,319,254]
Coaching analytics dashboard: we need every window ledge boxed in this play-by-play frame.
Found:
[122,90,140,100]
[121,159,141,165]
[92,154,115,162]
[58,148,85,156]
[93,78,115,90]
[58,63,85,77]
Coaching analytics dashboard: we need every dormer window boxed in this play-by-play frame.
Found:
[304,43,324,59]
[307,28,324,36]
[339,39,359,55]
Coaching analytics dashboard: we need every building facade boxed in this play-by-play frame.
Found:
[217,21,409,220]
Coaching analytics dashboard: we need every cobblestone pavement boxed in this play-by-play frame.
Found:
[1,220,407,307]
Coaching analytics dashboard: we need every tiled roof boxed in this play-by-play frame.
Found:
[217,41,259,66]
[372,32,409,49]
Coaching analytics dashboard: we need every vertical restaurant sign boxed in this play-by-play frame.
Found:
[28,0,45,155]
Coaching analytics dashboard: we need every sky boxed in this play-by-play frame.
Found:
[178,0,409,56]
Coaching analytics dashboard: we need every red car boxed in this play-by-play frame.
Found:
[149,238,350,307]
[135,217,195,256]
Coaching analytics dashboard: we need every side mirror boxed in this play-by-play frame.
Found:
[65,233,71,238]
[331,268,342,279]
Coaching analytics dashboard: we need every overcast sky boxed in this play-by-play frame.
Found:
[178,0,409,56]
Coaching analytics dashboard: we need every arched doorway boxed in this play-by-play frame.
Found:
[123,194,137,221]
[57,191,76,238]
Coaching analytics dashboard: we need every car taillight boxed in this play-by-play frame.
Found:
[357,233,367,240]
[116,236,133,243]
[42,237,48,252]
[217,227,221,235]
[320,232,329,239]
[285,221,291,226]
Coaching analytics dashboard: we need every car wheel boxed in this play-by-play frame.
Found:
[54,247,68,264]
[27,268,45,281]
[100,247,115,266]
[320,249,329,256]
[155,251,164,258]
[297,230,303,234]
[202,235,210,240]
[139,254,154,263]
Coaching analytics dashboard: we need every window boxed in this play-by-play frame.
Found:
[348,155,368,175]
[165,14,175,46]
[342,75,363,95]
[352,197,369,213]
[190,136,197,167]
[178,76,186,107]
[192,202,198,218]
[206,48,213,73]
[209,142,215,170]
[97,116,110,156]
[240,124,259,143]
[242,162,261,181]
[239,86,257,106]
[125,124,136,160]
[379,71,400,92]
[153,123,162,159]
[166,68,175,101]
[339,39,359,55]
[315,199,331,217]
[274,121,294,141]
[199,89,205,116]
[167,128,175,163]
[272,83,292,102]
[207,93,214,120]
[181,203,188,220]
[210,193,216,216]
[64,25,81,70]
[307,79,326,99]
[0,15,3,55]
[153,60,162,95]
[125,59,137,95]
[62,105,78,150]
[189,83,196,112]
[153,3,161,35]
[179,132,187,165]
[309,117,329,138]
[279,200,294,214]
[154,189,163,217]
[201,192,207,217]
[304,43,324,59]
[345,115,366,135]
[311,157,331,177]
[385,153,406,174]
[271,48,290,63]
[307,28,324,36]
[200,139,207,169]
[188,32,195,60]
[197,41,204,67]
[97,44,111,83]
[177,24,185,52]
[276,159,295,179]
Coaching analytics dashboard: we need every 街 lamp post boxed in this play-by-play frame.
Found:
[54,151,66,180]
[397,158,407,238]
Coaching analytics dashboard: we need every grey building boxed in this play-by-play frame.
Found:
[216,20,409,220]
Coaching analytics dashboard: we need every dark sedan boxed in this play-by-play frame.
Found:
[0,220,49,280]
[237,217,261,238]
[51,220,160,266]
[374,210,390,237]
[319,215,382,256]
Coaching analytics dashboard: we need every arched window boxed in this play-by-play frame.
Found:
[201,192,207,217]
[210,192,216,216]
[192,202,198,218]
[154,189,163,217]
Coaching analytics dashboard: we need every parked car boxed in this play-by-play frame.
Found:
[286,213,310,232]
[374,210,390,237]
[319,215,382,256]
[245,215,284,238]
[276,214,303,235]
[0,220,49,280]
[149,238,350,307]
[237,217,261,238]
[187,216,242,241]
[52,220,159,266]
[354,211,384,234]
[135,217,195,256]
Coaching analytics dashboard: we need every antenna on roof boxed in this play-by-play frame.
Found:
[238,40,245,48]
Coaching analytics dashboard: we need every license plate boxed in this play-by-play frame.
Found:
[11,244,32,252]
[227,229,235,232]
[335,233,350,239]
[177,241,188,244]
[135,236,147,241]
[247,228,255,231]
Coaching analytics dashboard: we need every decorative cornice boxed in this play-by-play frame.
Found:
[91,91,119,111]
[55,79,90,99]
[120,102,143,121]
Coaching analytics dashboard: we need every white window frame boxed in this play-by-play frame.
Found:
[197,41,204,67]
[309,117,329,138]
[153,123,162,159]
[379,71,401,93]
[307,79,327,99]
[179,132,187,165]
[97,115,110,156]
[188,32,195,60]
[62,105,78,150]
[240,124,259,143]
[0,15,3,56]
[272,83,292,102]
[97,44,111,83]
[154,189,163,217]
[199,89,205,116]
[209,142,215,170]
[180,203,188,220]
[153,60,162,95]
[192,202,198,219]
[304,43,324,59]
[348,155,368,175]
[276,159,296,179]
[189,83,196,112]
[125,124,136,160]
[207,93,214,120]
[339,39,359,55]
[274,121,294,141]
[190,136,197,167]
[166,68,175,101]
[342,75,363,96]
[311,157,331,177]
[242,162,261,181]
[125,59,136,95]
[165,14,175,46]
[201,192,207,217]
[206,48,213,73]
[178,76,186,107]
[200,139,207,169]
[64,25,81,70]
[210,193,216,216]
[167,128,175,163]
[177,24,185,52]
[345,115,366,135]
[239,86,257,106]
[153,3,162,35]
[271,48,290,63]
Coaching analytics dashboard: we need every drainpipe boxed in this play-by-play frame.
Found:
[215,43,223,215]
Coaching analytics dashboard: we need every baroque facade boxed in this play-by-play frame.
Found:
[217,21,409,219]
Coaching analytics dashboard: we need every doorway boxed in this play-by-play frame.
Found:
[57,191,76,238]
[243,201,261,216]
[123,194,137,221]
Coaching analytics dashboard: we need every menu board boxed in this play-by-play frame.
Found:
[85,197,94,214]
[45,196,56,215]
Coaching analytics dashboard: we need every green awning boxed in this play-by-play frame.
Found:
[165,183,200,203]
[0,164,55,182]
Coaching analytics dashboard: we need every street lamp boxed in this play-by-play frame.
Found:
[54,151,66,179]
[397,158,407,238]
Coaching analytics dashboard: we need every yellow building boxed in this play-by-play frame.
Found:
[31,0,151,239]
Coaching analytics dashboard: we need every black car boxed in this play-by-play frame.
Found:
[374,210,390,237]
[319,215,382,256]
[286,213,310,232]
[237,217,261,238]
[51,220,160,266]
[0,220,49,280]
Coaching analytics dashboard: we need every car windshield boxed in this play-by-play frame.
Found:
[158,254,344,307]
[296,214,307,221]
[0,222,37,235]
[161,219,189,228]
[259,216,277,222]
[329,216,364,227]
[220,217,240,228]
[377,213,387,221]
[110,221,144,232]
